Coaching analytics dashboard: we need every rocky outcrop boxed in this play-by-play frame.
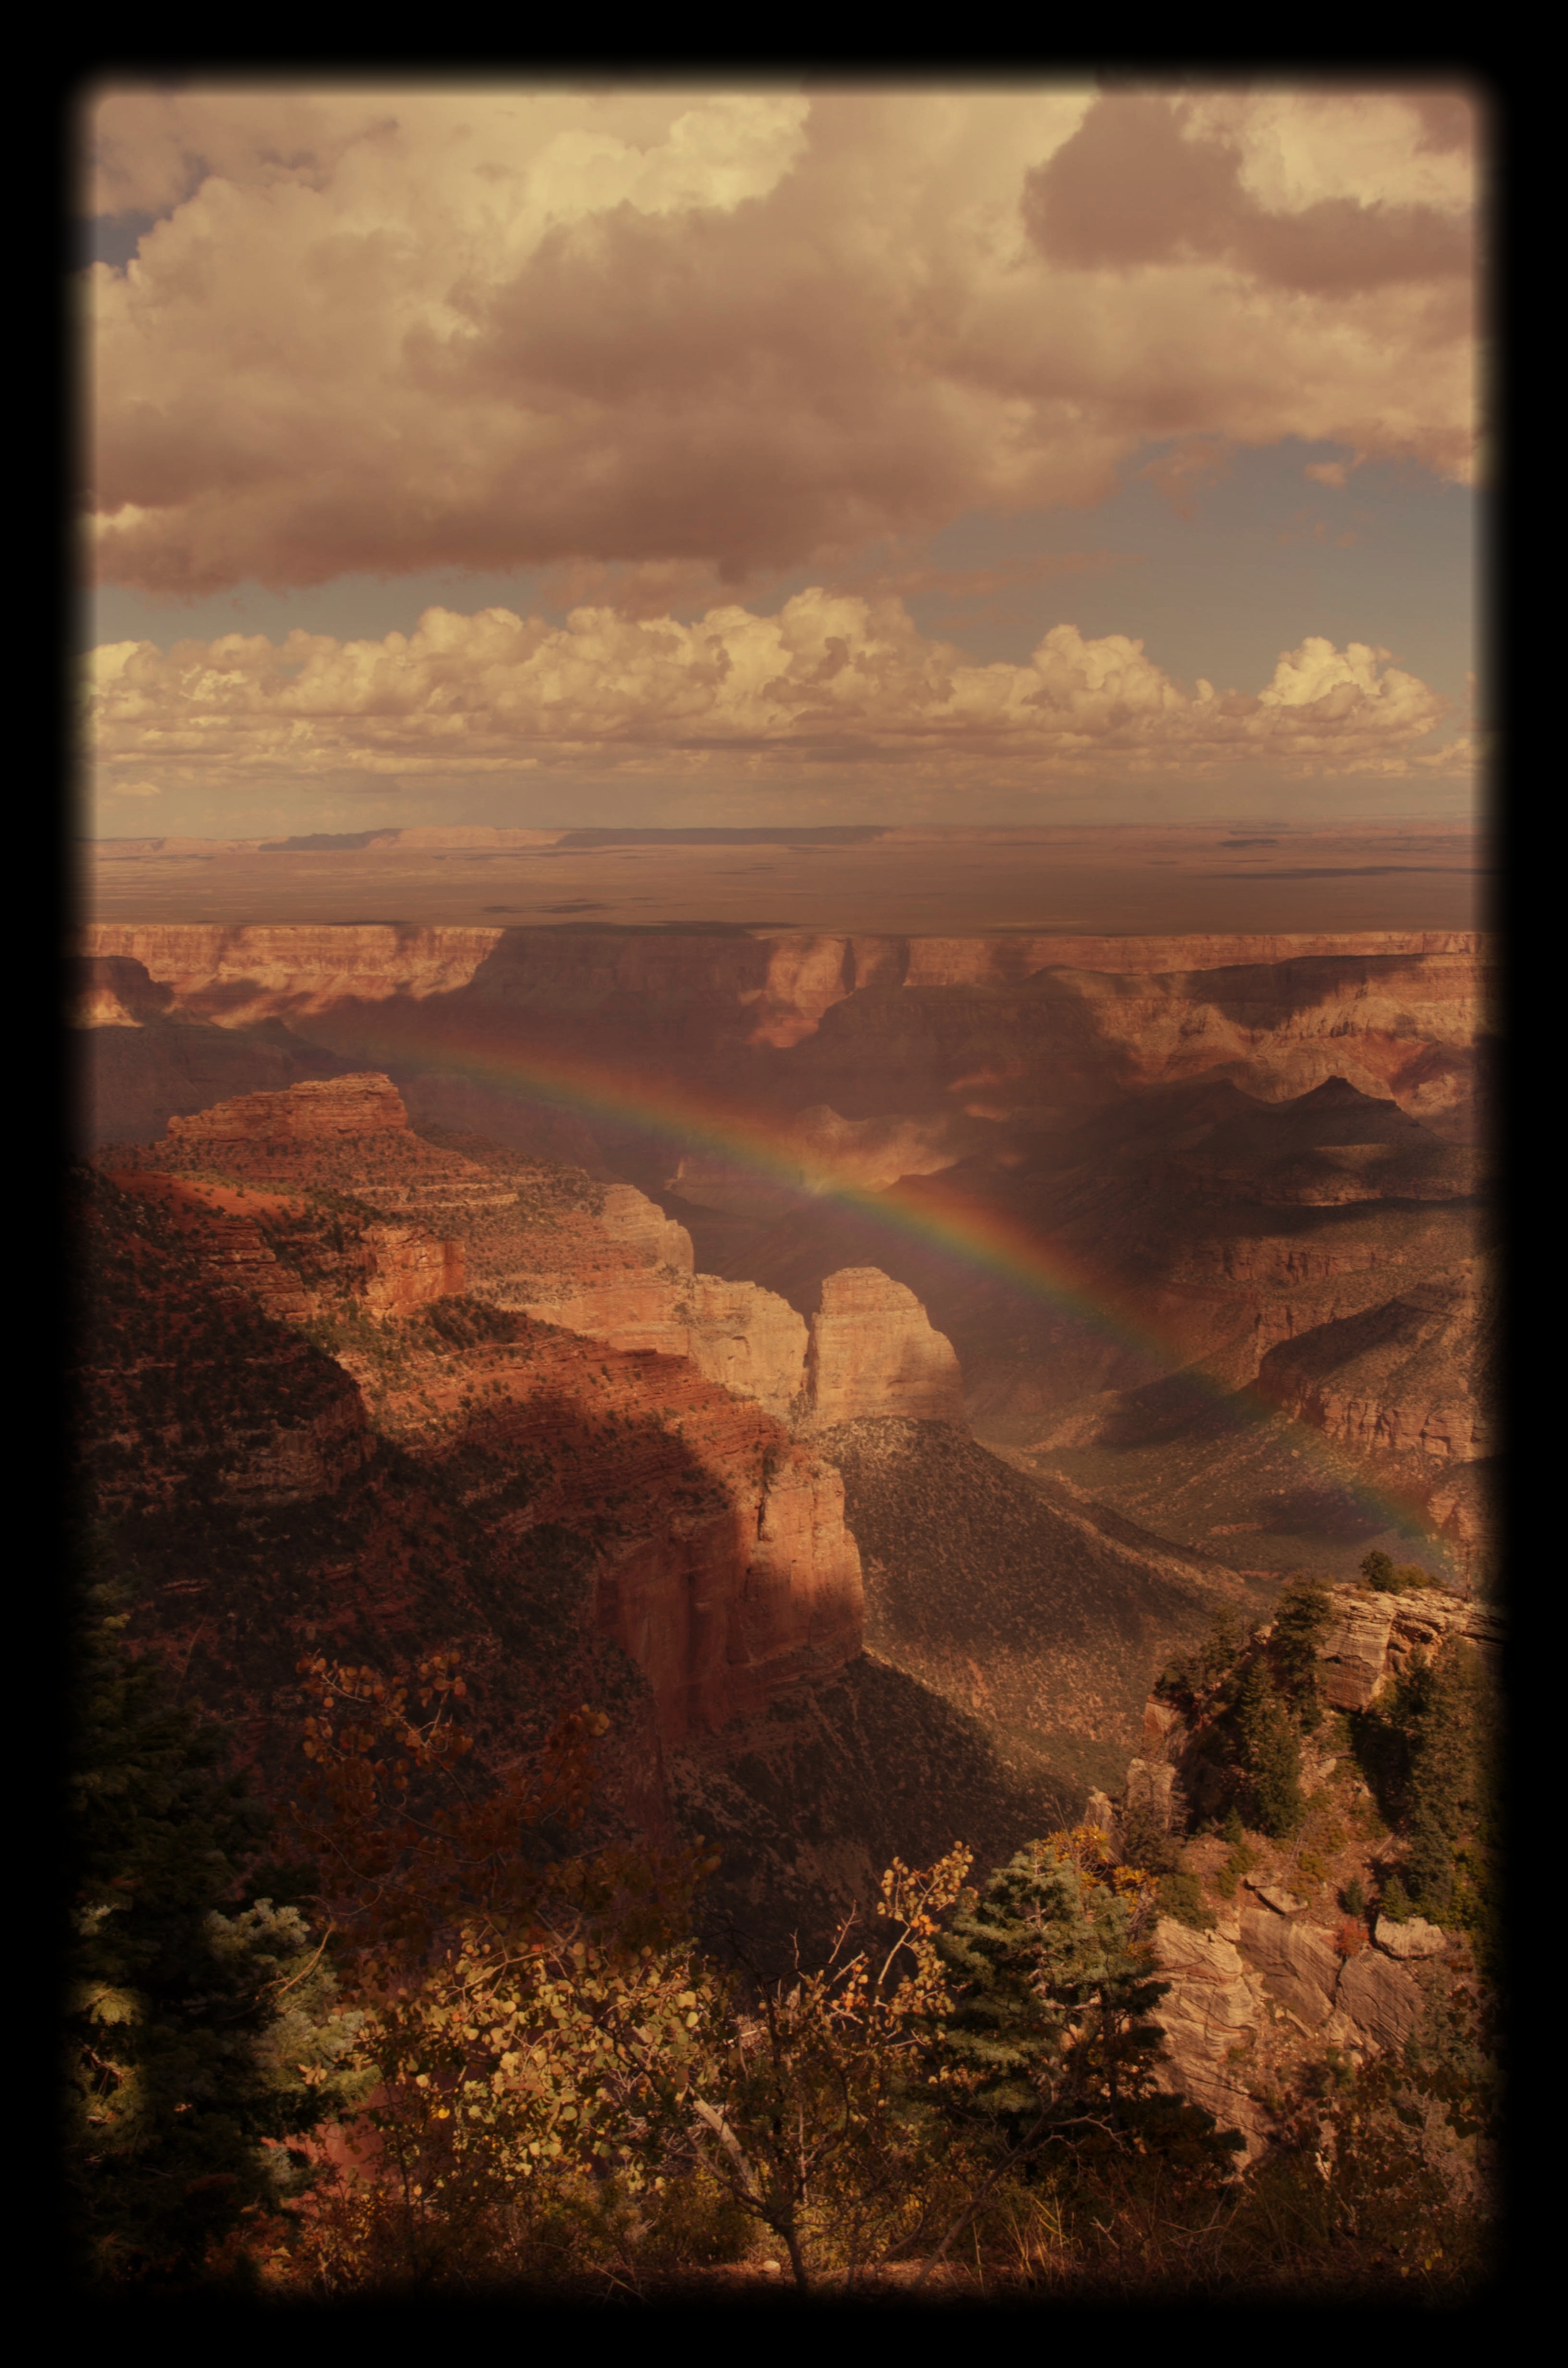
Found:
[681,1280,808,1428]
[598,1183,695,1275]
[122,1077,967,1446]
[1236,1904,1342,2030]
[596,1430,865,1743]
[1145,1919,1271,2159]
[507,1255,964,1439]
[103,1171,465,1328]
[1146,1901,1448,2159]
[361,1223,467,1315]
[70,953,177,1029]
[85,1090,871,1758]
[1315,1586,1502,1712]
[1336,1948,1424,2051]
[168,1073,410,1142]
[800,1270,967,1432]
[1108,1578,1500,2157]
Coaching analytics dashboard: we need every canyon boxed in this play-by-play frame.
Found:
[75,920,1495,1596]
[81,1065,1264,1955]
[69,893,1500,2150]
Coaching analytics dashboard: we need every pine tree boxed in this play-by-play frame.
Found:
[934,1838,1172,2144]
[63,1564,359,2287]
[1232,1662,1305,1838]
[1269,1578,1333,1731]
[1377,1638,1493,1927]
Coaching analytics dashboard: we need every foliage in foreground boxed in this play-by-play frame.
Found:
[63,1561,366,2286]
[65,1586,1498,2302]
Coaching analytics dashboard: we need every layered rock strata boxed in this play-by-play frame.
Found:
[103,1076,971,1448]
[75,933,1493,1172]
[800,1268,968,1433]
[72,933,1493,1584]
[85,1079,876,1754]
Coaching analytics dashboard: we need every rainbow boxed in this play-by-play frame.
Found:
[338,1011,1453,1568]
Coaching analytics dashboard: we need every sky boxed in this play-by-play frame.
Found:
[80,78,1484,837]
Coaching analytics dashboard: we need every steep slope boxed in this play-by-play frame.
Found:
[816,1417,1263,1798]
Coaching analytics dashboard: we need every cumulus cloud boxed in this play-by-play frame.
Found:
[1022,88,1473,294]
[84,85,1477,594]
[87,596,1463,796]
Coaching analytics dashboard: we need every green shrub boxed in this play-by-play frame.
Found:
[1155,1872,1217,1932]
[1154,1609,1244,1713]
[1379,1872,1413,1923]
[1120,1806,1181,1878]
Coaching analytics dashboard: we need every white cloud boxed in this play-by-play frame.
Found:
[87,595,1464,794]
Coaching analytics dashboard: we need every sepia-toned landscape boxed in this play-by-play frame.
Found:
[70,81,1496,2307]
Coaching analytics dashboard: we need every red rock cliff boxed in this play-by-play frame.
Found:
[90,1078,870,1751]
[801,1268,967,1433]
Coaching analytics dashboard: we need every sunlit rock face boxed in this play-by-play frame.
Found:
[800,1268,968,1434]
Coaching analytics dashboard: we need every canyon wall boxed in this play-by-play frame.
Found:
[77,926,1492,1145]
[78,915,1493,1593]
[85,1076,887,1756]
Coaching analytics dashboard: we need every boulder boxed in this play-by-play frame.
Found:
[1374,1914,1447,1960]
[1244,1876,1307,1916]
